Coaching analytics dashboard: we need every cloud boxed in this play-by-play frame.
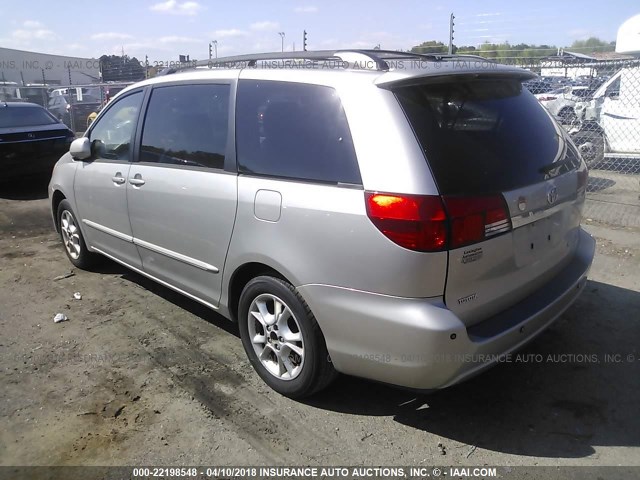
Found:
[213,29,248,38]
[91,32,134,41]
[150,0,202,16]
[158,35,201,44]
[250,21,279,31]
[294,6,318,13]
[12,28,56,40]
[23,20,43,28]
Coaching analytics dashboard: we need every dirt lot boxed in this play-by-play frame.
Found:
[0,176,639,471]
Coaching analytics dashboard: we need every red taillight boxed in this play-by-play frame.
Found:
[365,192,511,252]
[443,195,511,249]
[365,193,447,252]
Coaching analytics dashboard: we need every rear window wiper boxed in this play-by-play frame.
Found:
[538,157,573,175]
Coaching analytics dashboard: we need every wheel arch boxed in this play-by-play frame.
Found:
[51,190,67,233]
[226,262,291,323]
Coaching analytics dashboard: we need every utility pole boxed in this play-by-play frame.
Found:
[212,40,218,58]
[448,13,455,54]
[278,32,285,52]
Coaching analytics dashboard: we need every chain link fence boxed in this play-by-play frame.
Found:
[6,52,638,229]
[21,82,133,133]
[517,59,640,229]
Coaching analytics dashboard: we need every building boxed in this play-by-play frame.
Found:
[0,47,100,86]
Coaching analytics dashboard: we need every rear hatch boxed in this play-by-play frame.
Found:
[393,75,588,327]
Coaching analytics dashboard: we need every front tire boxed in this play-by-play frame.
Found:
[238,276,337,398]
[57,200,99,269]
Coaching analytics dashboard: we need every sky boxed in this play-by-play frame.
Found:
[0,0,637,61]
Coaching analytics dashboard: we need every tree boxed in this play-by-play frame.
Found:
[99,55,145,82]
[411,40,448,54]
[570,37,614,50]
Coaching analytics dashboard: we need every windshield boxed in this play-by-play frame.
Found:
[0,106,59,128]
[395,78,580,195]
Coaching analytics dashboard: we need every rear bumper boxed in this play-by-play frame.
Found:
[299,228,595,390]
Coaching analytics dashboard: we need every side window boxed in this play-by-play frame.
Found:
[236,80,361,185]
[605,77,620,98]
[140,84,229,170]
[89,91,142,161]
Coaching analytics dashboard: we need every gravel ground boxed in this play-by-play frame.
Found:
[0,176,639,472]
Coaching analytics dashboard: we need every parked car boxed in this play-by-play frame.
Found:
[47,93,101,132]
[20,85,50,107]
[572,66,640,166]
[535,85,594,124]
[0,102,74,181]
[49,50,595,398]
[0,82,24,102]
[523,78,553,94]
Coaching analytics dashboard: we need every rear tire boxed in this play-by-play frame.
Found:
[57,200,99,269]
[238,276,337,398]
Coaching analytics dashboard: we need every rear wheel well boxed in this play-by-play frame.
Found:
[51,190,66,232]
[227,263,287,322]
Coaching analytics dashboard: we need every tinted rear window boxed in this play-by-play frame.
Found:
[395,79,572,195]
[236,80,361,185]
[0,106,58,128]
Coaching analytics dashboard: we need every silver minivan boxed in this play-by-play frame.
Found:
[49,50,595,398]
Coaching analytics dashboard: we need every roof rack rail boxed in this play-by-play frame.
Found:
[156,49,495,76]
[158,50,391,75]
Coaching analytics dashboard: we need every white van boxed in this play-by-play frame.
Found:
[572,15,640,164]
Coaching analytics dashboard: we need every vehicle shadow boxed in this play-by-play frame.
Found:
[118,268,240,337]
[305,280,640,459]
[587,176,615,193]
[0,174,50,200]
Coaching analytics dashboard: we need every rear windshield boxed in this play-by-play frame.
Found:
[395,78,572,195]
[0,106,58,128]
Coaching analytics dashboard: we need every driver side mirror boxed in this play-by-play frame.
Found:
[69,137,91,161]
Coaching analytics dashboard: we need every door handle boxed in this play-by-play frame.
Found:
[112,173,126,185]
[129,174,145,186]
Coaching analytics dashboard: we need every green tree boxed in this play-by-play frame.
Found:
[411,40,448,54]
[569,37,615,51]
[99,55,145,82]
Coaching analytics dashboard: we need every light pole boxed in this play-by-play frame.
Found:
[212,39,218,58]
[278,32,285,52]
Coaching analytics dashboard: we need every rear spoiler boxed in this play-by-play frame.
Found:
[375,64,537,89]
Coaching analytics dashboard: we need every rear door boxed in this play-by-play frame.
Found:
[126,81,237,308]
[394,77,588,326]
